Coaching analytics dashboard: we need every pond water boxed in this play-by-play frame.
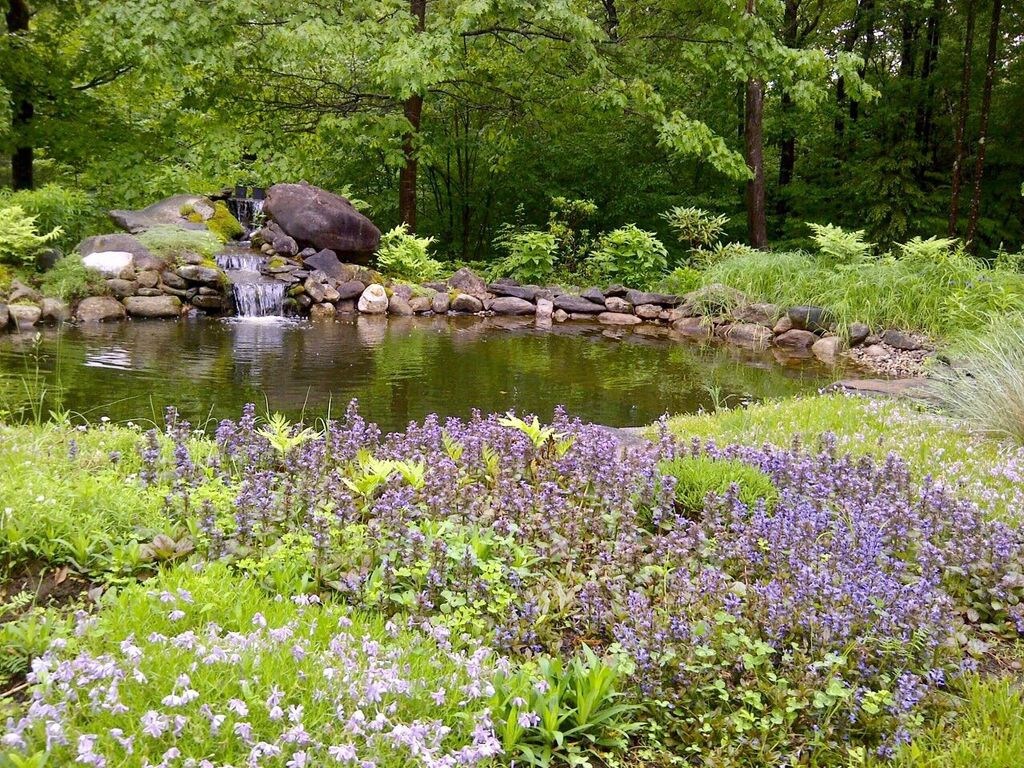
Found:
[0,316,838,431]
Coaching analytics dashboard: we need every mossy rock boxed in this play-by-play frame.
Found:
[268,256,287,269]
[206,201,244,242]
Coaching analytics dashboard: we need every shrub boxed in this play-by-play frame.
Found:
[658,265,702,295]
[808,222,875,264]
[660,206,728,249]
[930,316,1024,442]
[489,230,558,284]
[0,184,100,253]
[0,205,62,268]
[37,254,108,301]
[375,223,443,281]
[587,225,668,289]
[657,455,778,517]
[138,225,223,263]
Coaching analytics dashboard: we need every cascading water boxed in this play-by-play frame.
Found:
[215,250,285,318]
[228,198,265,237]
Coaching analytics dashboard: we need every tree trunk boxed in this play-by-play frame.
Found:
[6,0,33,190]
[949,0,977,236]
[777,0,799,220]
[744,0,767,248]
[965,0,1003,249]
[398,0,427,230]
[915,0,942,150]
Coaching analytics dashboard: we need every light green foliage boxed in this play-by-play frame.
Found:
[0,206,62,268]
[375,224,443,282]
[587,225,668,290]
[0,185,100,254]
[930,316,1024,443]
[658,455,778,517]
[808,223,875,264]
[492,645,638,767]
[137,225,223,263]
[206,200,244,241]
[661,206,728,250]
[256,411,321,456]
[658,266,702,295]
[489,230,558,284]
[38,255,108,301]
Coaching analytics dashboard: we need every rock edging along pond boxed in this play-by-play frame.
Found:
[0,182,932,373]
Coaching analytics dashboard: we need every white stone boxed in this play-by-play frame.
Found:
[83,251,134,277]
[357,283,389,314]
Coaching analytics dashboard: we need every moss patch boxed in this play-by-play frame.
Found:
[206,201,243,242]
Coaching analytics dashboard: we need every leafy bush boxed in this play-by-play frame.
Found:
[37,255,107,301]
[375,223,443,281]
[658,265,702,295]
[661,205,728,249]
[489,230,558,284]
[587,225,668,289]
[0,184,100,253]
[930,316,1024,443]
[809,222,875,264]
[658,455,778,516]
[0,205,62,268]
[138,225,223,263]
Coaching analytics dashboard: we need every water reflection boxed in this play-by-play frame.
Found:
[0,317,840,431]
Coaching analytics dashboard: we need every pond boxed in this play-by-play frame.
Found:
[0,316,838,431]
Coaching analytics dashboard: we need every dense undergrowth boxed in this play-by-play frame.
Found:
[1,395,1023,766]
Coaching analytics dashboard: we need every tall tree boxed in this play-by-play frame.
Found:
[965,0,1003,247]
[744,0,767,248]
[949,0,977,236]
[5,0,32,189]
[399,0,426,231]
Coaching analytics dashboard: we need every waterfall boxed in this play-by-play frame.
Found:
[215,251,286,318]
[229,198,265,236]
[232,282,286,318]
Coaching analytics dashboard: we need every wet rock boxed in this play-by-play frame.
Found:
[732,303,780,327]
[581,287,606,304]
[448,267,488,297]
[811,335,844,365]
[451,293,484,313]
[672,316,711,338]
[40,298,70,324]
[336,299,357,314]
[105,279,138,299]
[409,296,433,314]
[388,294,414,316]
[9,280,42,304]
[136,270,160,289]
[191,294,224,311]
[773,315,794,334]
[109,194,211,233]
[604,284,629,297]
[76,296,126,323]
[322,284,341,302]
[431,293,450,314]
[605,296,632,313]
[848,322,870,346]
[553,295,604,314]
[0,303,7,331]
[774,329,818,351]
[717,322,772,348]
[302,249,353,282]
[881,329,925,351]
[176,265,222,285]
[161,270,187,290]
[599,312,641,326]
[552,309,569,322]
[8,303,42,329]
[489,296,535,315]
[160,285,189,299]
[264,182,381,258]
[310,303,336,322]
[634,304,661,320]
[787,305,833,333]
[488,283,540,301]
[535,298,553,320]
[304,277,326,303]
[358,284,389,314]
[390,284,413,301]
[124,295,182,318]
[625,289,679,307]
[298,247,317,259]
[335,280,366,300]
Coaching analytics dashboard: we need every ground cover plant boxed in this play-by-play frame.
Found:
[2,396,1023,766]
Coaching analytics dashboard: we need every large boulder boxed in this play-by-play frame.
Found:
[447,267,488,298]
[123,295,182,318]
[109,194,211,234]
[303,249,355,282]
[488,296,535,315]
[263,183,381,259]
[40,298,70,324]
[76,296,126,323]
[8,303,42,329]
[77,234,163,271]
[553,295,604,314]
[357,284,388,314]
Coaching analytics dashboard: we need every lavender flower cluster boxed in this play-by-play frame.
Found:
[3,573,502,767]
[141,402,1023,760]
